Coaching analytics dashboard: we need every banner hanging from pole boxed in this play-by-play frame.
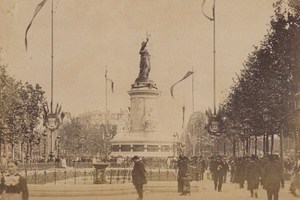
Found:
[25,0,48,51]
[170,71,194,98]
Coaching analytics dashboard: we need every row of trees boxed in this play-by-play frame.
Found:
[0,63,46,159]
[212,0,300,156]
[58,117,117,158]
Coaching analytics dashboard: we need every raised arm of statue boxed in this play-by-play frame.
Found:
[140,38,149,53]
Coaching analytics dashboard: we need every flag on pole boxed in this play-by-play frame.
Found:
[105,70,114,93]
[25,0,48,51]
[202,0,214,21]
[170,71,194,98]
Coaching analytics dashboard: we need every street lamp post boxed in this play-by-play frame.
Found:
[173,133,177,157]
[230,125,237,157]
[56,135,61,157]
[242,118,250,155]
[42,132,48,161]
[44,113,63,159]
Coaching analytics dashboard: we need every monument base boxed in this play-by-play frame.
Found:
[110,75,173,157]
[110,130,173,157]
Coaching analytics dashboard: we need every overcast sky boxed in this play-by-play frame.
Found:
[0,0,277,133]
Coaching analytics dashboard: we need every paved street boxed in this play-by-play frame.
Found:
[30,179,297,200]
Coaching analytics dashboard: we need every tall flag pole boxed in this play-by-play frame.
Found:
[26,0,65,158]
[104,68,114,155]
[202,0,216,116]
[192,66,195,115]
[51,0,54,113]
[182,104,185,129]
[213,0,216,116]
[105,67,108,154]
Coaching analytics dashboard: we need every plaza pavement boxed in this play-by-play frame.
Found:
[29,179,297,200]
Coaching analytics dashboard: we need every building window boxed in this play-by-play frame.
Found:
[147,145,159,152]
[161,145,171,152]
[121,145,131,152]
[111,145,119,152]
[133,145,144,152]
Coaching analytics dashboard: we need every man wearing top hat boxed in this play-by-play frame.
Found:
[211,155,225,192]
[262,154,284,200]
[132,156,147,200]
[245,155,261,198]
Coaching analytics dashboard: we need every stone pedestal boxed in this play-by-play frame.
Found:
[93,162,109,184]
[111,81,173,157]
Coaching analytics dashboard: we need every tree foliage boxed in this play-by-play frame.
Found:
[0,63,46,157]
[221,0,300,139]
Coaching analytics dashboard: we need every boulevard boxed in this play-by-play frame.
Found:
[29,179,297,200]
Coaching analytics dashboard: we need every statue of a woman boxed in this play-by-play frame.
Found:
[137,37,151,81]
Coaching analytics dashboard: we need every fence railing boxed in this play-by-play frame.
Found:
[21,168,178,185]
[7,161,176,171]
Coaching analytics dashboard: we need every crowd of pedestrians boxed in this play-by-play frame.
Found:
[173,153,300,200]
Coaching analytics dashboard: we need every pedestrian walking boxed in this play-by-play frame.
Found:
[289,160,300,197]
[177,155,188,194]
[209,156,217,180]
[229,157,236,183]
[245,155,261,198]
[199,156,206,180]
[222,158,229,183]
[0,160,29,200]
[262,154,284,200]
[132,156,147,200]
[181,173,192,195]
[211,155,225,192]
[235,157,247,188]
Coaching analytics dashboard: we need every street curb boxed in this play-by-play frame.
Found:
[28,182,199,197]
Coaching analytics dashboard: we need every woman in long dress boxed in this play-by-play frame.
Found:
[0,160,29,200]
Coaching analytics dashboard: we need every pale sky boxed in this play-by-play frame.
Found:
[0,0,277,133]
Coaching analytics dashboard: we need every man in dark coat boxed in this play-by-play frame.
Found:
[200,157,206,180]
[262,154,284,200]
[132,156,147,200]
[211,155,225,192]
[245,155,261,198]
[177,155,188,194]
[290,160,300,197]
[235,157,247,188]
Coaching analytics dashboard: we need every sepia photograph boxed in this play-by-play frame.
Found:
[0,0,300,199]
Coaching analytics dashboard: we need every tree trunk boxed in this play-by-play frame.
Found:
[280,129,283,161]
[29,141,33,160]
[266,132,269,154]
[255,136,257,156]
[223,140,226,156]
[11,142,14,160]
[26,141,29,162]
[233,137,236,157]
[271,133,274,155]
[237,139,240,157]
[295,131,298,160]
[263,133,266,155]
[246,138,249,155]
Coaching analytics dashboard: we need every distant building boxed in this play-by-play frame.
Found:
[77,110,130,129]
